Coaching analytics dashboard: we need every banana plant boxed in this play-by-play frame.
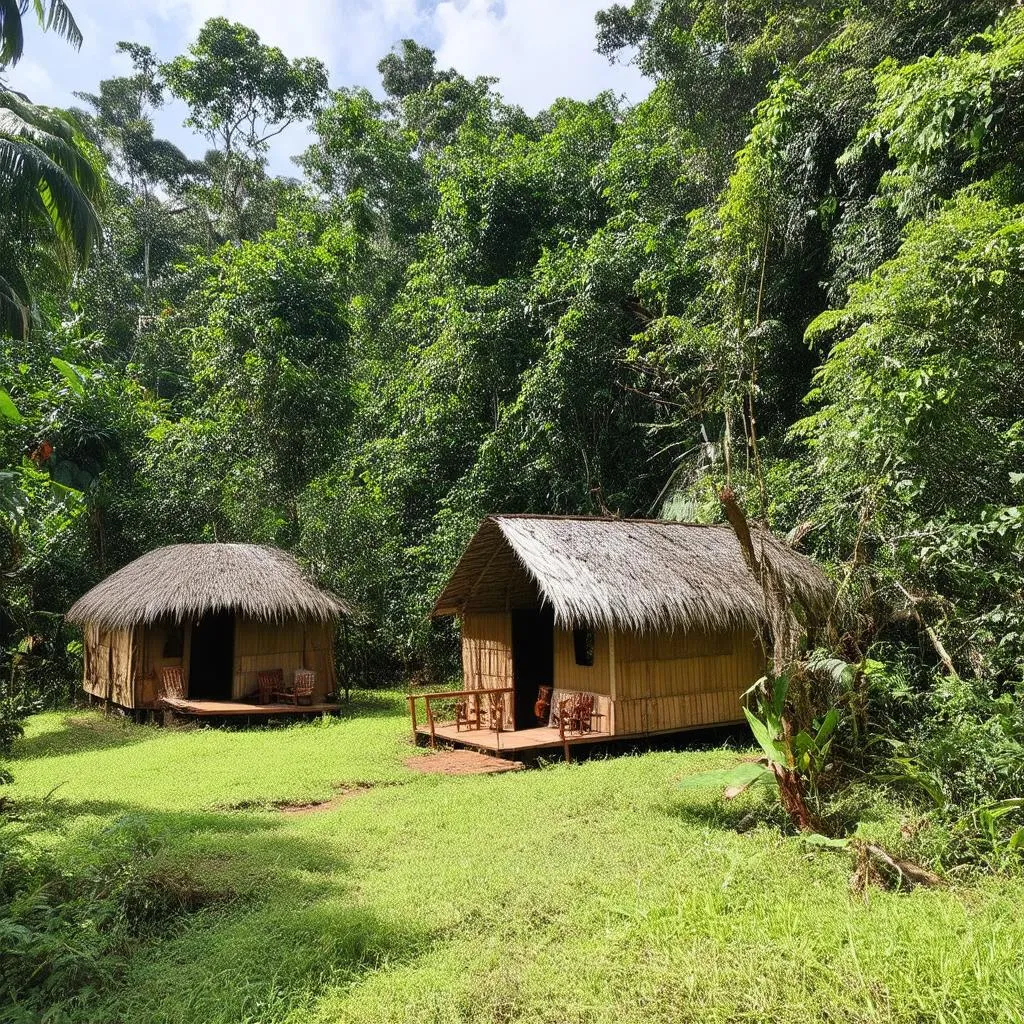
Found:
[679,671,841,831]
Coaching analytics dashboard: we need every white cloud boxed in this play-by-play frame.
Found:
[9,58,54,95]
[430,0,647,111]
[6,0,648,175]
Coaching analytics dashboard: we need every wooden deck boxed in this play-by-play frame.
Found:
[160,697,342,718]
[415,721,612,757]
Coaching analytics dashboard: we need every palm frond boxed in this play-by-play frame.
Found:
[0,268,30,339]
[0,93,103,257]
[0,137,102,255]
[0,0,25,67]
[0,103,101,196]
[1,0,81,67]
[34,0,81,51]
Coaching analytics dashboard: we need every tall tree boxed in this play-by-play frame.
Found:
[162,17,328,242]
[75,43,203,293]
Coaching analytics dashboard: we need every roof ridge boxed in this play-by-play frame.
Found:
[488,513,736,528]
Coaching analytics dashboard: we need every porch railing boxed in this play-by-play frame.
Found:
[407,687,514,748]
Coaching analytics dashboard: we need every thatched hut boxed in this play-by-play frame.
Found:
[429,515,831,743]
[67,544,352,711]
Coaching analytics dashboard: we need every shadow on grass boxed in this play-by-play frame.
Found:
[7,796,434,1024]
[664,795,783,833]
[11,711,161,762]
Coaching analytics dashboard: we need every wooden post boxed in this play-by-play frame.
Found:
[426,697,437,749]
[408,694,418,742]
[343,619,350,701]
[607,628,617,736]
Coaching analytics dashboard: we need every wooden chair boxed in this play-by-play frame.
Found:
[159,666,185,702]
[557,692,595,763]
[293,670,315,705]
[455,693,483,732]
[276,669,315,706]
[533,685,553,725]
[257,668,282,705]
[485,693,506,734]
[557,692,595,736]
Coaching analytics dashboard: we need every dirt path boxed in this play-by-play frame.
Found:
[405,750,524,775]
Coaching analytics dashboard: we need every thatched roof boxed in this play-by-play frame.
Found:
[432,515,832,634]
[67,544,352,630]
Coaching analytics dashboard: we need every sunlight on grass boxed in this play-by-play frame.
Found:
[7,695,1024,1023]
[11,691,416,812]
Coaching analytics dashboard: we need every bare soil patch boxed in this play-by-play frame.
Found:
[405,750,524,775]
[222,784,377,815]
[273,785,373,816]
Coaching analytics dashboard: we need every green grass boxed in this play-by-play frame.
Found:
[5,692,1024,1023]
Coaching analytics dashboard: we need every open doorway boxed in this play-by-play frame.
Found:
[511,607,554,730]
[188,610,235,700]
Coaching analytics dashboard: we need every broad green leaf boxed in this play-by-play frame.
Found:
[51,356,85,395]
[51,458,92,492]
[768,674,789,719]
[677,761,770,792]
[815,708,840,746]
[980,799,1024,822]
[743,706,785,764]
[0,387,22,421]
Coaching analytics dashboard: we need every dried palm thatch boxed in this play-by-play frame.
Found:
[432,515,832,634]
[67,544,352,630]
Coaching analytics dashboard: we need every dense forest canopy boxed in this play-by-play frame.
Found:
[1,1,1023,856]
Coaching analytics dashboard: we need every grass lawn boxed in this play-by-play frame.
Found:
[5,691,1024,1023]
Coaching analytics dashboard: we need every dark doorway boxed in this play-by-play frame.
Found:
[188,611,235,700]
[511,608,554,730]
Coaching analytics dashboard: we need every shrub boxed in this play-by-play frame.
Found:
[0,814,218,1019]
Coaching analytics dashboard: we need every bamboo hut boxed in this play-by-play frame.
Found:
[422,515,831,753]
[67,544,352,714]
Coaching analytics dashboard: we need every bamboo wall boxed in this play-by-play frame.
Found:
[135,620,189,707]
[456,614,765,738]
[82,623,137,707]
[553,627,611,694]
[550,626,613,730]
[460,612,514,723]
[82,616,337,708]
[232,617,336,700]
[614,627,765,735]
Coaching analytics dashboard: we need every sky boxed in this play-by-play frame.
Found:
[8,0,650,176]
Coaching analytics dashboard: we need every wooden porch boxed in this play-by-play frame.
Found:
[159,697,342,719]
[408,687,611,761]
[414,720,612,757]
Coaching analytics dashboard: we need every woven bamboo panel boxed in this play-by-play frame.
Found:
[137,621,188,707]
[619,629,733,663]
[460,613,514,722]
[82,624,136,706]
[553,627,612,695]
[232,619,335,700]
[611,628,765,734]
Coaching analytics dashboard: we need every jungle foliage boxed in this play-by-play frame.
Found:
[1,2,1023,863]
